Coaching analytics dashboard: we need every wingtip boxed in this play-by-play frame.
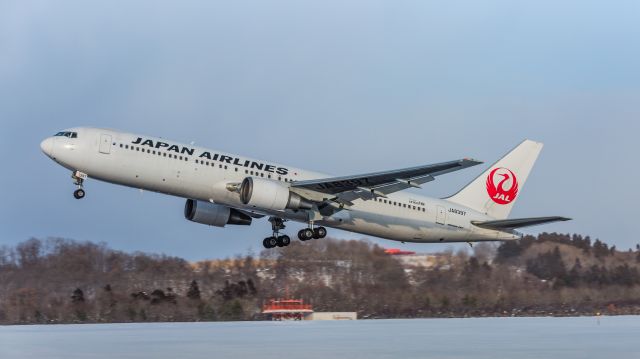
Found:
[462,158,483,165]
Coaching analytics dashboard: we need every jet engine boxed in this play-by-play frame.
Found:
[184,200,252,227]
[239,177,313,211]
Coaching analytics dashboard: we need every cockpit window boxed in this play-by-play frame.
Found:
[54,131,77,138]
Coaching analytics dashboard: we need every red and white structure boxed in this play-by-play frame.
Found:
[262,299,314,321]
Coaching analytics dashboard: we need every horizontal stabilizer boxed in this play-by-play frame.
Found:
[472,216,571,230]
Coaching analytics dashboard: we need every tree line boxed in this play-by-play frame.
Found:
[1,233,639,324]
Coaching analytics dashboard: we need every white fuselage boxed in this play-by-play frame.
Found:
[40,127,520,243]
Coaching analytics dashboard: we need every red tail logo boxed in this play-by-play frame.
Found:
[486,168,518,205]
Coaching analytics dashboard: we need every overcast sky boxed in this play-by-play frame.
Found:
[1,1,639,260]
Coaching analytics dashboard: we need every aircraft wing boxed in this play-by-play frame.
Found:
[291,158,482,205]
[471,216,571,230]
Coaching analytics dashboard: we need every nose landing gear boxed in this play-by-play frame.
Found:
[71,171,87,199]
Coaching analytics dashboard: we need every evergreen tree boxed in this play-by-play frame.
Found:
[187,280,201,300]
[526,246,566,281]
[71,288,85,303]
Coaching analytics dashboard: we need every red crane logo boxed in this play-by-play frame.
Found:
[486,167,519,205]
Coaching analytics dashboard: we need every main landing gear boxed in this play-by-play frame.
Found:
[297,225,327,241]
[263,217,291,249]
[262,217,327,249]
[72,171,87,199]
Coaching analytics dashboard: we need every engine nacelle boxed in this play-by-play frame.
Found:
[184,200,252,227]
[239,177,313,211]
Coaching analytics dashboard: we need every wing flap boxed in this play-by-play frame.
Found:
[472,216,571,230]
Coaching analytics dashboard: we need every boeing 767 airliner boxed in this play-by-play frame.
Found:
[40,128,569,248]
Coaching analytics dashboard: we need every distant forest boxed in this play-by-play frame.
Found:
[1,233,640,324]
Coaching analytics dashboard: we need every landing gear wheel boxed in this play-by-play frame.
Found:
[303,228,314,239]
[313,227,327,239]
[278,235,291,246]
[73,189,85,199]
[298,228,314,241]
[263,237,277,249]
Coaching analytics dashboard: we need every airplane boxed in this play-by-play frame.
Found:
[40,127,570,249]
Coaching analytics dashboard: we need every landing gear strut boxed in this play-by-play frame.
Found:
[72,171,87,199]
[263,217,291,249]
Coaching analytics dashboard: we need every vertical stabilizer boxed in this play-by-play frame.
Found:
[445,140,543,219]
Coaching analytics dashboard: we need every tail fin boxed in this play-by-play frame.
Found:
[445,140,543,219]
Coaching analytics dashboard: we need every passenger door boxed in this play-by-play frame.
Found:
[436,205,446,225]
[99,134,112,154]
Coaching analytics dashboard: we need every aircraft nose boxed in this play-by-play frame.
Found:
[40,137,54,157]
